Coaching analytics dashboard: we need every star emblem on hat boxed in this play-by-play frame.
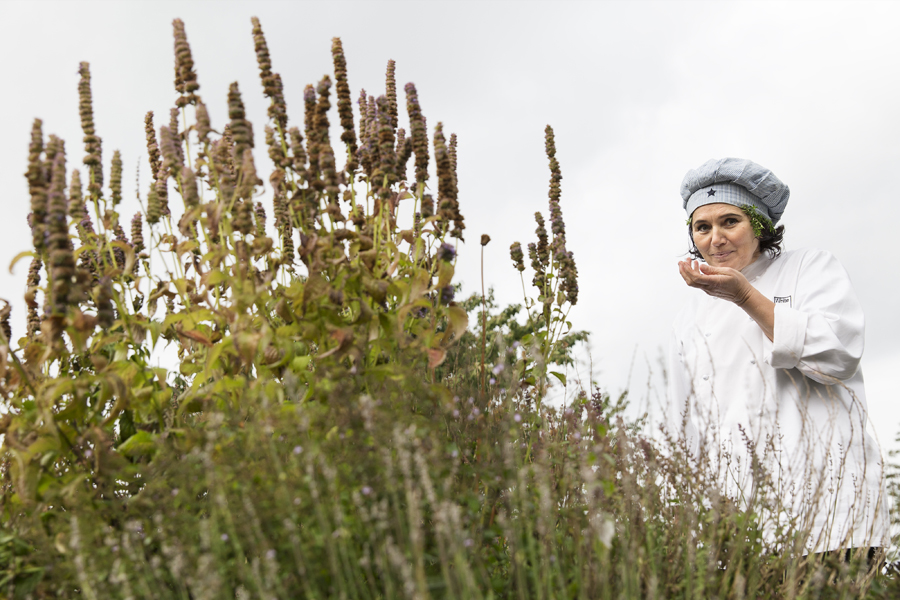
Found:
[707,188,716,197]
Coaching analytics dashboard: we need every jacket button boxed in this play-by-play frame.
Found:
[702,375,709,381]
[750,360,756,365]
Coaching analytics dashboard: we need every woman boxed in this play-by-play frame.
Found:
[668,157,889,555]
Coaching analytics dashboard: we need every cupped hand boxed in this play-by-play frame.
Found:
[677,260,753,305]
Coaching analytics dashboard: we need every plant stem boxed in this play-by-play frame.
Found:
[481,244,487,394]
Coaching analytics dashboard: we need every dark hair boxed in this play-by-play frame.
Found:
[687,223,785,260]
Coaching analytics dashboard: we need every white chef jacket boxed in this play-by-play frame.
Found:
[667,248,889,553]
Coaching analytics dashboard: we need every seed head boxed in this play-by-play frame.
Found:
[145,112,162,183]
[146,184,161,224]
[331,37,358,172]
[373,96,397,198]
[528,242,546,291]
[26,258,42,338]
[181,165,199,209]
[314,76,339,201]
[509,241,525,272]
[236,149,261,201]
[233,199,253,236]
[252,17,288,130]
[534,212,549,268]
[110,150,123,206]
[131,212,145,255]
[385,60,398,132]
[395,128,412,182]
[211,137,235,204]
[78,62,103,197]
[480,234,491,247]
[254,202,267,237]
[421,194,434,219]
[26,119,48,254]
[173,18,200,106]
[288,127,307,182]
[195,100,211,145]
[559,249,579,305]
[0,301,11,344]
[304,85,319,184]
[404,83,429,191]
[228,82,254,160]
[46,152,76,329]
[545,125,562,204]
[434,123,463,239]
[68,169,86,221]
[96,276,115,328]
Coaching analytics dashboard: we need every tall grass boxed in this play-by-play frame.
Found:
[0,16,898,599]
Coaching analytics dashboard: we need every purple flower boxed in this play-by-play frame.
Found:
[436,242,456,262]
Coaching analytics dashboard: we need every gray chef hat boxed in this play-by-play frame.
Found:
[681,158,789,224]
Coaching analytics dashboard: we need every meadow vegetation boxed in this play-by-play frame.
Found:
[0,16,899,599]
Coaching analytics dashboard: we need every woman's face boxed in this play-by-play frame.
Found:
[690,203,761,270]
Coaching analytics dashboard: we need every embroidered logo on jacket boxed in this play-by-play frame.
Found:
[774,296,792,307]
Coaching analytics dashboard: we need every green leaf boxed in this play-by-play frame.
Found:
[117,430,158,459]
[549,371,567,386]
[8,250,35,274]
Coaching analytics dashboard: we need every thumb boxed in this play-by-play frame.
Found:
[699,262,725,275]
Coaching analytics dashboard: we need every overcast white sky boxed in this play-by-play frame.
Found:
[2,0,899,448]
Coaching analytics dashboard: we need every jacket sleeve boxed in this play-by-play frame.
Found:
[769,250,865,384]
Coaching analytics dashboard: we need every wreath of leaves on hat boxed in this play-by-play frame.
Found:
[685,205,775,238]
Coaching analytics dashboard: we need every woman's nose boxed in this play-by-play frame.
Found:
[711,227,726,245]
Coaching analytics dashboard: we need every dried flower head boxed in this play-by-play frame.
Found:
[288,127,307,180]
[195,100,211,145]
[181,166,199,208]
[534,212,549,268]
[173,18,201,106]
[131,212,145,255]
[373,96,397,198]
[252,17,287,130]
[480,234,491,247]
[509,241,525,272]
[434,122,463,238]
[210,137,235,204]
[254,202,267,237]
[228,82,254,161]
[404,83,429,192]
[236,149,261,201]
[110,150,123,206]
[304,85,319,184]
[25,258,42,338]
[96,276,115,328]
[331,37,358,173]
[0,301,11,344]
[26,119,48,253]
[145,112,162,184]
[68,169,85,222]
[545,125,562,204]
[78,62,103,197]
[46,152,76,330]
[233,199,253,236]
[146,183,161,225]
[385,60,398,132]
[559,249,579,305]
